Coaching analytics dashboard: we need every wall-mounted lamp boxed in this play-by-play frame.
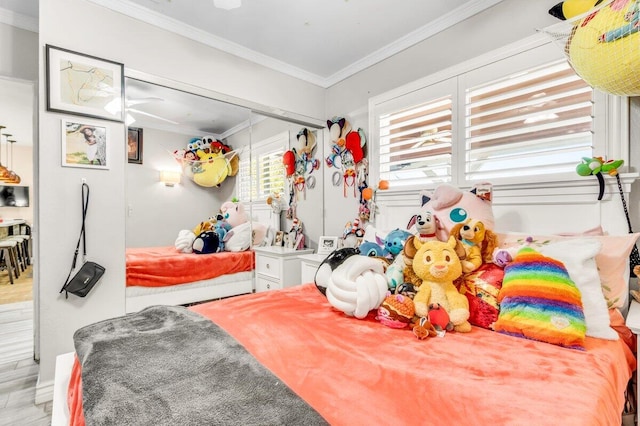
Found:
[160,170,181,187]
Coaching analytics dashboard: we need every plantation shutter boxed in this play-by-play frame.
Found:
[464,59,593,181]
[237,131,287,202]
[376,79,457,188]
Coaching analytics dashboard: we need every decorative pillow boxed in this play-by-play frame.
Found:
[539,238,618,340]
[496,232,640,309]
[457,263,504,329]
[494,247,586,350]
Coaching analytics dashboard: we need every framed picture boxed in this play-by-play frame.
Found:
[46,45,124,122]
[127,127,143,164]
[273,231,284,247]
[61,120,108,169]
[318,236,338,255]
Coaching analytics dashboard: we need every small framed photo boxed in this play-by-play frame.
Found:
[61,120,108,169]
[318,236,338,255]
[127,127,143,164]
[46,45,124,122]
[273,231,284,246]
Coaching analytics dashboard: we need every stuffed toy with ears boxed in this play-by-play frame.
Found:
[296,128,317,157]
[420,183,494,242]
[218,200,248,228]
[412,236,471,332]
[449,218,498,274]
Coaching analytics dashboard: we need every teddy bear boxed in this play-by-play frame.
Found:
[412,236,471,333]
[449,218,498,274]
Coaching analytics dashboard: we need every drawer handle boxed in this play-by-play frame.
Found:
[266,263,270,269]
[267,283,271,289]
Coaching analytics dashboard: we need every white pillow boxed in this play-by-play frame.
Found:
[540,238,618,340]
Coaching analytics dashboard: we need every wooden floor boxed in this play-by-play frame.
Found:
[0,294,52,424]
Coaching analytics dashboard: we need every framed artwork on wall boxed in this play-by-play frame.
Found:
[61,120,108,169]
[127,127,143,164]
[318,236,338,255]
[46,44,124,122]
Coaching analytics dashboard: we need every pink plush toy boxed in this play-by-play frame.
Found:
[216,200,266,249]
[420,183,494,241]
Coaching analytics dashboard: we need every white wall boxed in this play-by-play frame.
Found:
[0,21,38,81]
[36,0,325,398]
[322,0,565,237]
[125,127,231,247]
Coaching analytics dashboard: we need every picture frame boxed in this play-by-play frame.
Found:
[273,231,284,247]
[318,236,338,255]
[127,127,143,164]
[46,44,124,122]
[61,120,109,169]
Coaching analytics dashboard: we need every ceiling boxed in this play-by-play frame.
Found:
[0,0,506,137]
[0,0,504,88]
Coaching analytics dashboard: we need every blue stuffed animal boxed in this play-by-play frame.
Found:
[192,231,220,254]
[359,241,384,257]
[383,228,413,258]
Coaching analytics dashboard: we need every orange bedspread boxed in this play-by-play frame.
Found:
[69,284,636,425]
[125,247,254,287]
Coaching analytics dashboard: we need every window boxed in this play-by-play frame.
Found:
[237,131,287,202]
[370,36,626,190]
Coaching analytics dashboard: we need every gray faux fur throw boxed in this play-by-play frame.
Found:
[73,305,328,425]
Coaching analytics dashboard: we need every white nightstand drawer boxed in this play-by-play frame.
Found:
[256,255,280,279]
[256,275,282,293]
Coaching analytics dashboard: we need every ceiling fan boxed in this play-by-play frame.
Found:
[125,97,179,126]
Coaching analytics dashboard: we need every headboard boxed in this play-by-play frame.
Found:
[374,176,639,315]
[374,176,637,236]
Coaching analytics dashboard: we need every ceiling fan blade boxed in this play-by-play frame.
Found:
[126,97,165,106]
[128,108,179,125]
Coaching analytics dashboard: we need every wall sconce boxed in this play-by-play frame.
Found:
[160,170,181,187]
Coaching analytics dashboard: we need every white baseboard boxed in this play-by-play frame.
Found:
[35,377,54,405]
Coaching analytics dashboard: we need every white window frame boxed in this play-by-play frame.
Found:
[237,131,288,203]
[368,33,629,195]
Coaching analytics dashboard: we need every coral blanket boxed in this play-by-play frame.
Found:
[125,247,254,287]
[69,284,635,425]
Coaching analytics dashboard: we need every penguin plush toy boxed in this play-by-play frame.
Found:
[192,231,220,254]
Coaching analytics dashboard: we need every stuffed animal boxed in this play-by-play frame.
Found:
[412,237,471,333]
[218,200,248,228]
[449,219,498,273]
[412,317,438,340]
[420,183,494,242]
[407,208,438,244]
[428,303,454,332]
[217,200,251,251]
[359,241,385,257]
[296,128,317,157]
[382,228,413,258]
[193,149,232,187]
[376,293,415,329]
[192,231,220,254]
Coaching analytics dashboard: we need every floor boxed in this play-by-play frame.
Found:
[0,299,52,424]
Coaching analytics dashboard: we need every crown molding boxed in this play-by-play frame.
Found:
[0,7,38,33]
[323,0,505,87]
[87,0,504,89]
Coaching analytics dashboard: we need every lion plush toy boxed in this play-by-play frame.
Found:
[412,236,471,333]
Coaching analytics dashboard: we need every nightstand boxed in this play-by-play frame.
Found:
[299,253,328,284]
[254,246,314,292]
[624,300,640,426]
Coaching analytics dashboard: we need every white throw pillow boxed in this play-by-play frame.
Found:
[540,238,618,340]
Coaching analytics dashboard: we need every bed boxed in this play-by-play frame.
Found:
[66,284,635,425]
[57,182,639,425]
[124,247,255,313]
[124,205,278,313]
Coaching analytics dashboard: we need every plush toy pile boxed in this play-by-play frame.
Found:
[174,199,268,254]
[173,136,240,188]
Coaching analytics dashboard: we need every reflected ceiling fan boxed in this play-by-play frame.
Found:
[125,97,179,126]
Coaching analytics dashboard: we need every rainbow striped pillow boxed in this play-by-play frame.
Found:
[494,247,586,350]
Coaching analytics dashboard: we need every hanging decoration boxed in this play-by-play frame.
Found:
[172,136,239,188]
[282,128,319,202]
[0,126,21,184]
[543,0,640,96]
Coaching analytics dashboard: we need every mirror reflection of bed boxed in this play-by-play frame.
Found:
[124,76,324,312]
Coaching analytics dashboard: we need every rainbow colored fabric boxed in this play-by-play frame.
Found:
[494,247,586,350]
